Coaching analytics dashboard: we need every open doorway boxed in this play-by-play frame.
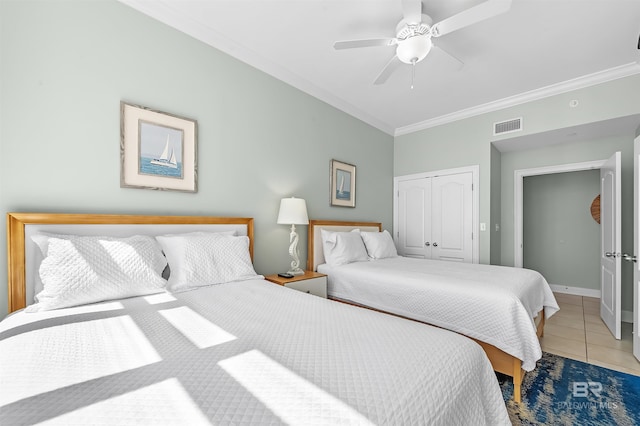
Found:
[513,159,639,371]
[522,169,601,297]
[514,159,606,268]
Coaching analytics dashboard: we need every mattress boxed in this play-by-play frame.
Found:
[318,257,560,371]
[0,279,510,425]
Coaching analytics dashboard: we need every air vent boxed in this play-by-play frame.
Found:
[493,117,522,135]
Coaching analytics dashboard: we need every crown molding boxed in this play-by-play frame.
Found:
[118,0,396,136]
[394,62,640,137]
[118,1,639,139]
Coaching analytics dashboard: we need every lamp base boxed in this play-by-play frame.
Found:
[285,224,305,277]
[287,267,305,276]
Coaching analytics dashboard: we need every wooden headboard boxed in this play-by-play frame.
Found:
[307,220,382,271]
[6,213,254,313]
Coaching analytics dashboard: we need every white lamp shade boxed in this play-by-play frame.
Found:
[277,197,309,225]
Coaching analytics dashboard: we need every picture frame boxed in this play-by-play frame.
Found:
[330,159,356,207]
[120,101,198,192]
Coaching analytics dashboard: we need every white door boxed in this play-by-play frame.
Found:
[397,178,431,258]
[633,136,640,361]
[396,173,473,262]
[431,173,473,262]
[600,151,621,339]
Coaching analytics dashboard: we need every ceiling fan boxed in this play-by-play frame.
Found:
[333,0,512,87]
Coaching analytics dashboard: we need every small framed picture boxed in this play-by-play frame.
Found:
[120,102,197,192]
[330,159,356,207]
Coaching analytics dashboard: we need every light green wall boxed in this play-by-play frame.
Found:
[395,74,640,267]
[523,170,600,290]
[394,114,493,263]
[500,137,633,265]
[395,76,640,312]
[0,0,393,317]
[501,136,634,311]
[3,1,639,319]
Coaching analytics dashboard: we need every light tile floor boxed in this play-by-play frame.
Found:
[541,293,640,376]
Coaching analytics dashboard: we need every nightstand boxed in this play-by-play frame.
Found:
[264,271,327,298]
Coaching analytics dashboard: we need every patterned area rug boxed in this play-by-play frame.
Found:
[498,352,640,425]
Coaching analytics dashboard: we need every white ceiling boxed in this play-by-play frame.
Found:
[119,0,640,136]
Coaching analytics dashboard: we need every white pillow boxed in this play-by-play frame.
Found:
[155,232,261,292]
[155,231,237,280]
[28,235,168,312]
[320,229,369,266]
[31,233,68,300]
[32,232,65,257]
[361,230,398,259]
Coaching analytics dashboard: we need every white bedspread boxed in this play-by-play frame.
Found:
[0,279,509,425]
[318,257,560,372]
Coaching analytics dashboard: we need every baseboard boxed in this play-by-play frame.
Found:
[550,284,633,324]
[549,284,600,298]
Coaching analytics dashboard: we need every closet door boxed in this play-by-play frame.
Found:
[396,172,474,262]
[397,178,431,258]
[431,173,473,262]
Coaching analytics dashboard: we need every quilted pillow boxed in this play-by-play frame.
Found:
[321,229,369,266]
[32,232,92,300]
[28,235,168,312]
[31,232,69,300]
[155,232,261,292]
[361,230,398,259]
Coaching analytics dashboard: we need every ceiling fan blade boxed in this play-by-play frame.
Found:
[431,0,511,37]
[333,38,397,50]
[374,55,402,85]
[430,45,464,70]
[401,0,422,25]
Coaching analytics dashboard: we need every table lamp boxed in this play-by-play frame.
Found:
[277,197,309,276]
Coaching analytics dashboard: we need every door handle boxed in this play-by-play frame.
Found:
[432,242,438,247]
[424,242,430,247]
[623,253,637,262]
[605,252,614,257]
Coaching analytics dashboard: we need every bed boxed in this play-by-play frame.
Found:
[1,212,510,425]
[307,219,560,404]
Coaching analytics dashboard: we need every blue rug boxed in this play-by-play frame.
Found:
[498,352,640,425]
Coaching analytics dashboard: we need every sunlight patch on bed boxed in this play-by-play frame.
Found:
[159,307,236,349]
[35,378,212,425]
[219,350,373,425]
[0,315,161,406]
[143,292,176,304]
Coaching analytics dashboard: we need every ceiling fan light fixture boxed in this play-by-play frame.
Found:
[396,35,432,64]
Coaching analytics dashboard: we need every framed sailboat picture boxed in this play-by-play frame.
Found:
[330,159,356,207]
[120,102,197,192]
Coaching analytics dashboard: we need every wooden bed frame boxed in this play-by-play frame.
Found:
[6,212,254,313]
[307,219,545,403]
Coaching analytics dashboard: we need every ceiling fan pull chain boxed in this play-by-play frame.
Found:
[411,59,416,89]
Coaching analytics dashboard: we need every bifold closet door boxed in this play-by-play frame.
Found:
[431,173,473,262]
[397,178,431,258]
[396,173,473,262]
